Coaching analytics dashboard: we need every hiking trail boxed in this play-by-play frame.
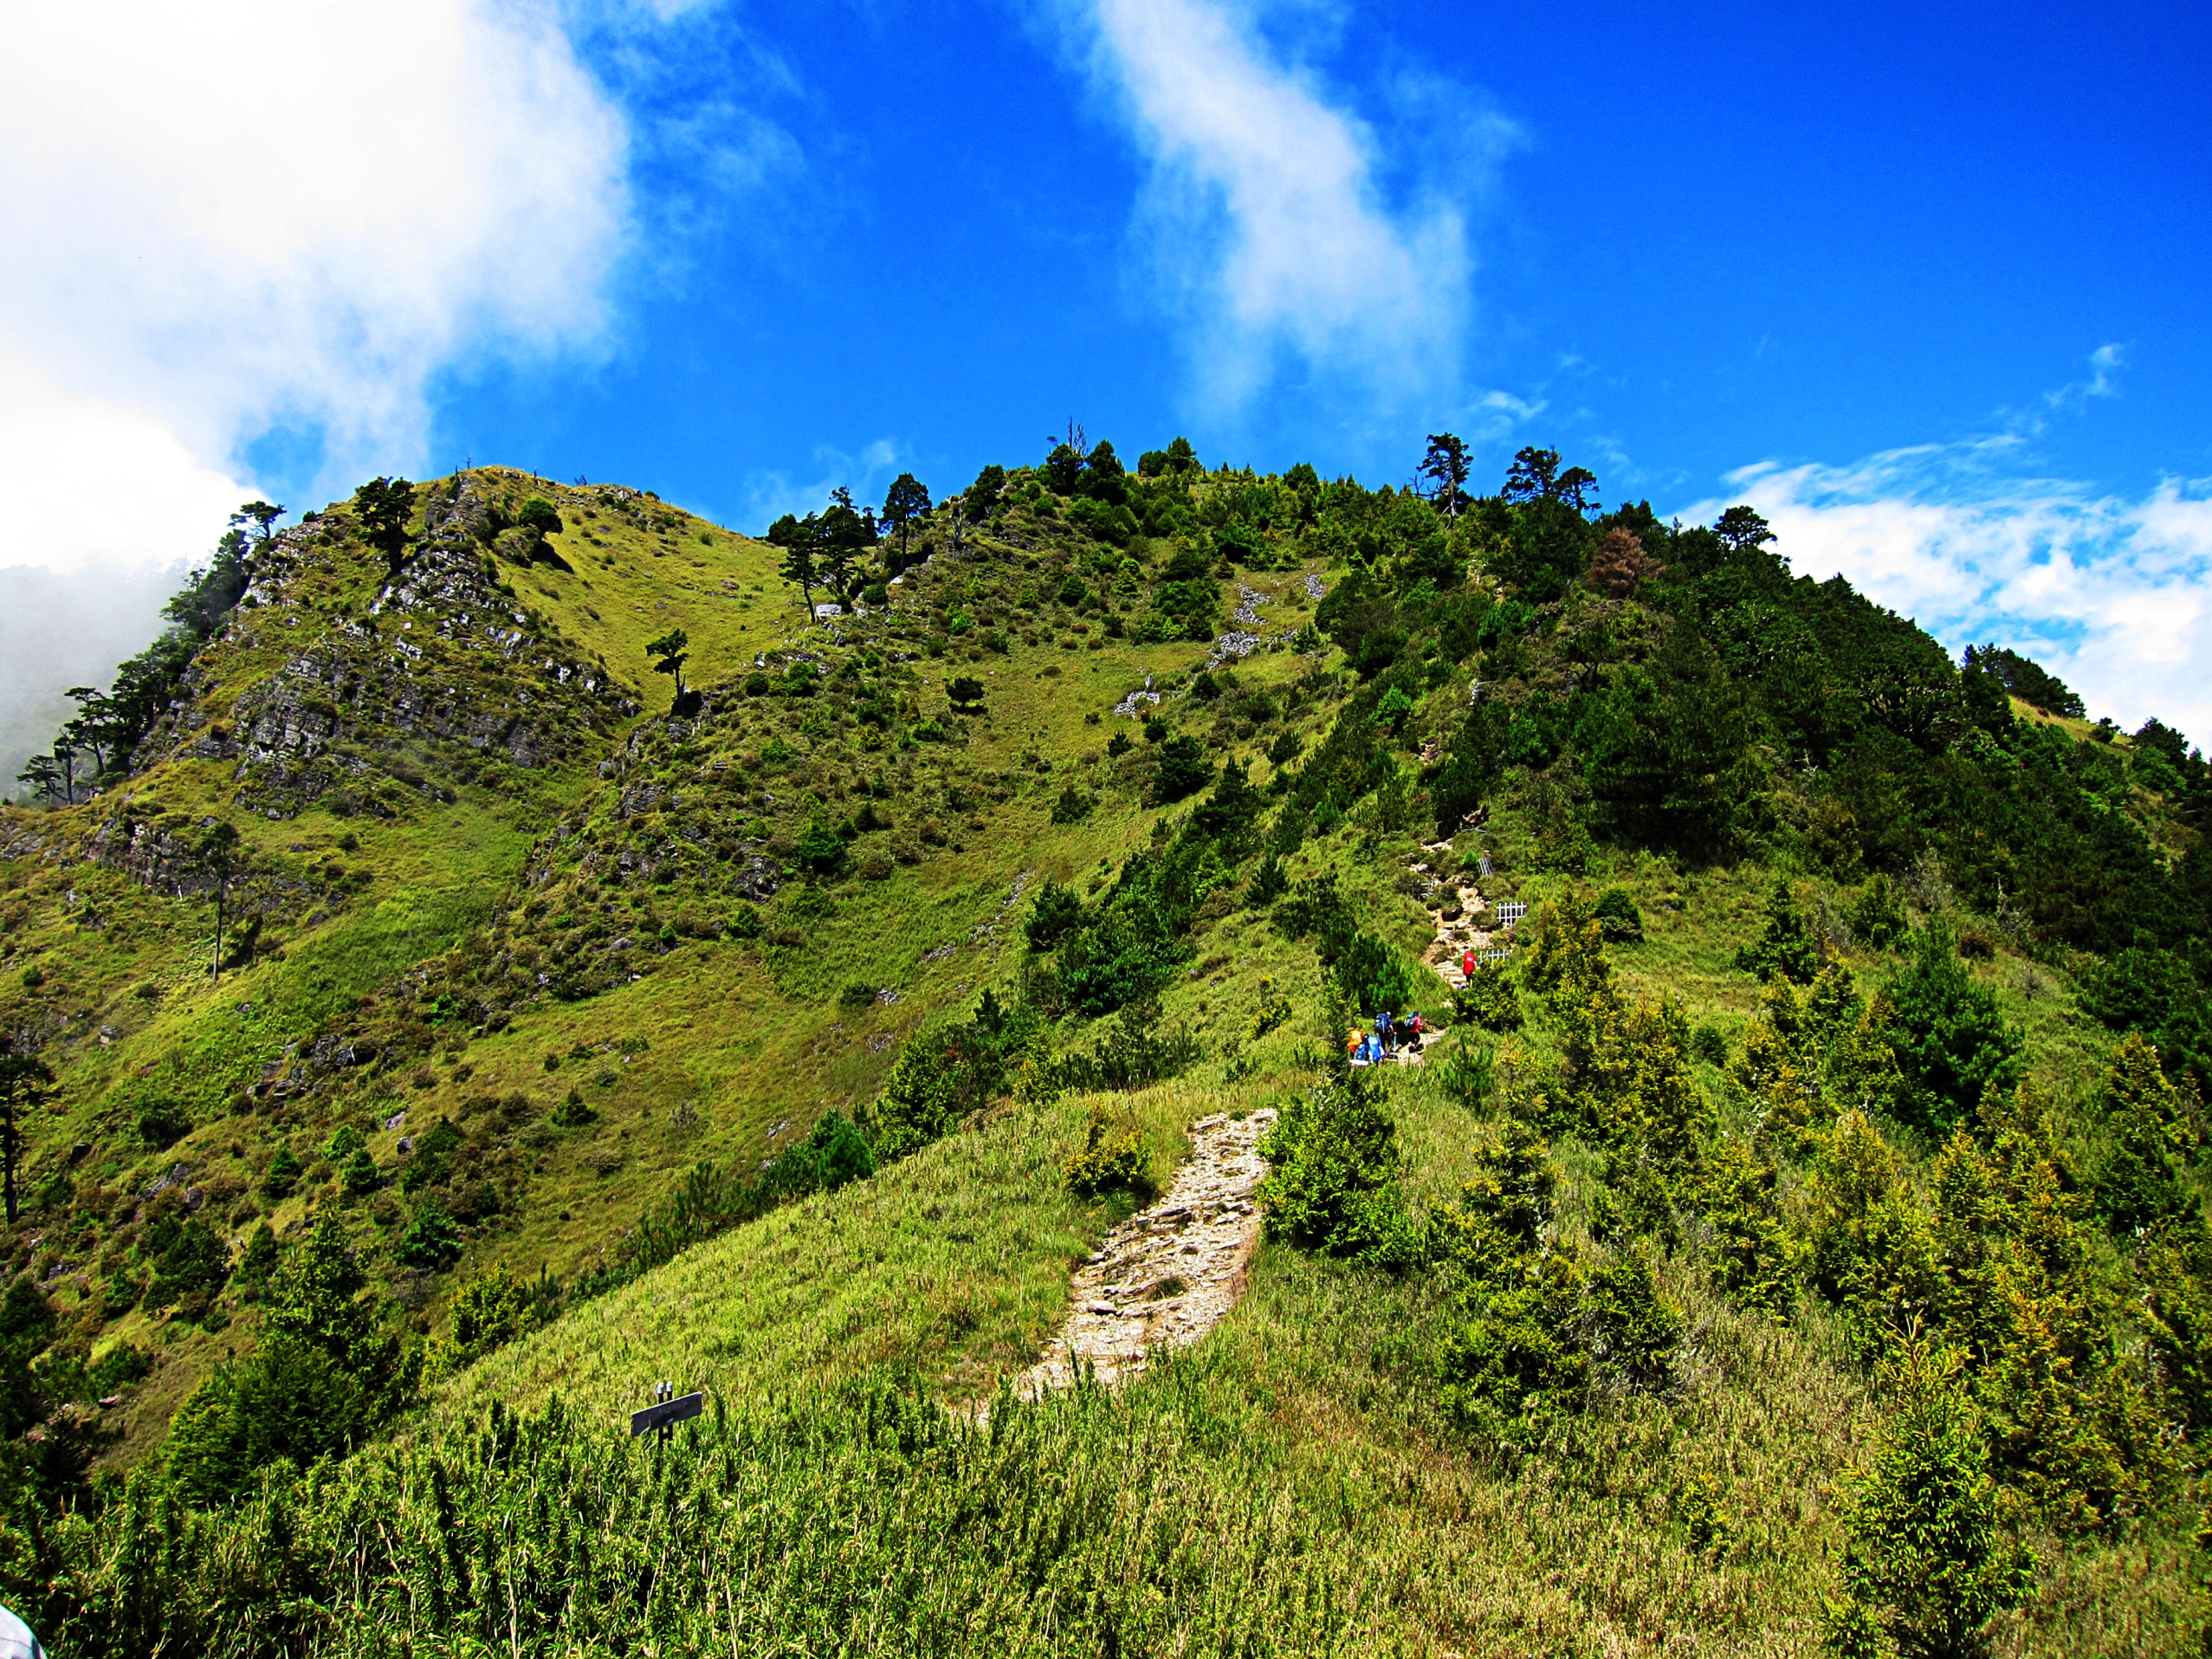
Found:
[1413,836,1507,994]
[1009,1107,1278,1397]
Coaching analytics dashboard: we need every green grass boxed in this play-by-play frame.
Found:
[111,1045,2151,1656]
[3,462,2201,1655]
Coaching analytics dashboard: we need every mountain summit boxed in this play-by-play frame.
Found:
[2,442,2209,1654]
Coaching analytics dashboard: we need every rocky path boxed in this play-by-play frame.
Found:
[1410,838,1502,996]
[1010,1108,1277,1397]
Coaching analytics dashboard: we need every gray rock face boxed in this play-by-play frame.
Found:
[116,475,631,824]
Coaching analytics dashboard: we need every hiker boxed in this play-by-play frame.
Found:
[1345,1027,1361,1061]
[0,1602,42,1659]
[1374,1008,1392,1056]
[1461,949,1477,982]
[1406,1010,1425,1049]
[1349,1033,1373,1067]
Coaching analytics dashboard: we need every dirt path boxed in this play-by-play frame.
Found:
[1010,1108,1278,1397]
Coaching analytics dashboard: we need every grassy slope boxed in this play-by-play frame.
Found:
[0,470,1333,1461]
[3,466,2190,1649]
[427,947,2182,1655]
[425,787,2182,1652]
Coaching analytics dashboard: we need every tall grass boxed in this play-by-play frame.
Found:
[23,1368,1437,1659]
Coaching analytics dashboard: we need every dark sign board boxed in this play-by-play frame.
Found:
[630,1390,705,1437]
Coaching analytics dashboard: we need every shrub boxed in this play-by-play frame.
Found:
[1147,735,1212,805]
[1258,1068,1417,1267]
[394,1202,462,1271]
[1886,923,2022,1131]
[1822,1329,2036,1658]
[1049,784,1094,824]
[2089,1032,2196,1234]
[838,979,878,1012]
[1332,931,1424,1015]
[550,1090,598,1128]
[233,1223,280,1291]
[1455,960,1523,1032]
[1733,877,1821,983]
[1024,881,1087,950]
[165,1215,408,1506]
[138,1098,191,1150]
[1848,873,1911,949]
[1694,1141,1797,1315]
[1063,1109,1153,1200]
[1438,1029,1497,1111]
[860,993,1040,1162]
[2079,943,2212,1096]
[260,1144,303,1199]
[761,1110,875,1202]
[1436,1247,1587,1435]
[1688,1023,1728,1066]
[141,1214,230,1312]
[793,818,846,876]
[1593,887,1644,943]
[1580,1243,1685,1391]
[339,1146,380,1197]
[1801,1110,1942,1337]
[1520,896,1607,1001]
[1250,979,1292,1040]
[1247,850,1289,906]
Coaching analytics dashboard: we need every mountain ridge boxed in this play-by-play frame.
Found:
[0,439,2208,1653]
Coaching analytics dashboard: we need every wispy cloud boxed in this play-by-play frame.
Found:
[733,440,908,535]
[1057,0,1513,416]
[1685,408,2212,749]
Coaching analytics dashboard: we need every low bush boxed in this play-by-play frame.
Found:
[1454,960,1523,1032]
[1062,1109,1152,1200]
[1258,1065,1418,1268]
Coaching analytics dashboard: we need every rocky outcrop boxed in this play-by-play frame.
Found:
[128,474,637,820]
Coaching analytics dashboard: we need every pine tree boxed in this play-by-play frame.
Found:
[2092,1032,2196,1233]
[1586,526,1662,596]
[1824,1327,2035,1659]
[1735,876,1821,983]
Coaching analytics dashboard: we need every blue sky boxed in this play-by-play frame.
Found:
[3,0,2209,764]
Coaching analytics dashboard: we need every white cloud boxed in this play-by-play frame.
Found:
[0,0,687,787]
[1062,0,1501,413]
[0,0,633,574]
[1685,443,2212,750]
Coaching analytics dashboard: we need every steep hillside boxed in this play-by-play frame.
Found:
[3,438,2210,1655]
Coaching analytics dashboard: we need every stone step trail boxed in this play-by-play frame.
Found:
[1007,1108,1278,1398]
[1410,837,1503,997]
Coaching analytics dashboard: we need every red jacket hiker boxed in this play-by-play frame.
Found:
[1461,949,1477,980]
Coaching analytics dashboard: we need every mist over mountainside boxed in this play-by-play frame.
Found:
[1,440,2209,1655]
[0,564,176,793]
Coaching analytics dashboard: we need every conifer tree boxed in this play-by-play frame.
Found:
[1824,1327,2035,1658]
[1586,526,1662,596]
[645,628,690,711]
[1736,876,1821,984]
[352,476,417,580]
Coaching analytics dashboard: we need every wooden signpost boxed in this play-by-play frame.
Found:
[630,1380,704,1441]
